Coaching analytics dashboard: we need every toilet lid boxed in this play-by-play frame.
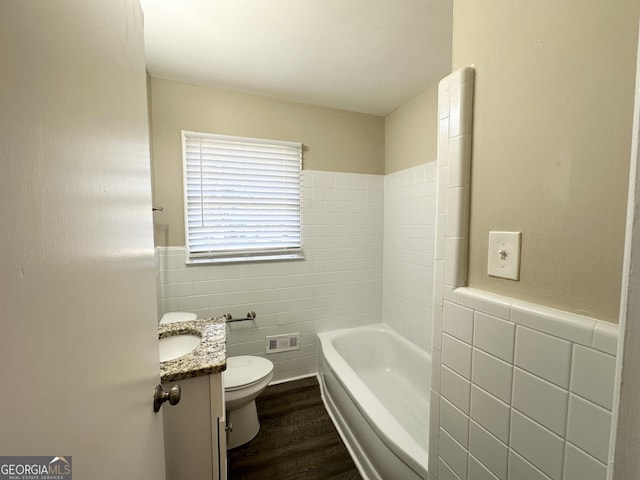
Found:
[224,356,274,391]
[160,312,197,324]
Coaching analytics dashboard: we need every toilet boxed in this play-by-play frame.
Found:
[159,311,197,324]
[223,355,274,449]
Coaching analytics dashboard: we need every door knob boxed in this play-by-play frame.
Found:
[153,384,181,412]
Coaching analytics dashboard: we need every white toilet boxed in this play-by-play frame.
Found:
[224,355,274,449]
[159,311,197,324]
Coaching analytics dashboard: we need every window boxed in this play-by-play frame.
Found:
[182,131,303,264]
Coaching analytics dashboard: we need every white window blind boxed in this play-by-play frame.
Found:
[182,131,303,264]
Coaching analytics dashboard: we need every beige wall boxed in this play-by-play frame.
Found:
[150,78,385,246]
[385,83,438,174]
[453,0,640,322]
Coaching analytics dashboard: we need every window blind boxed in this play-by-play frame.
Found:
[182,131,303,263]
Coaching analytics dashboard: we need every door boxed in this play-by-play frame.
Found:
[0,2,166,479]
[610,20,640,480]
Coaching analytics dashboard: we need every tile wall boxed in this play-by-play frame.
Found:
[382,162,437,351]
[156,170,384,382]
[430,66,620,480]
[433,289,618,480]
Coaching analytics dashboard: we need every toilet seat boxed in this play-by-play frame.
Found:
[224,356,273,392]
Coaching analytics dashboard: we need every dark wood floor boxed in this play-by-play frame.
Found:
[228,376,363,480]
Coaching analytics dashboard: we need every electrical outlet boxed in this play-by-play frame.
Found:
[488,231,521,280]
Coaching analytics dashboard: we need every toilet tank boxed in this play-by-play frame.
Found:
[160,311,197,325]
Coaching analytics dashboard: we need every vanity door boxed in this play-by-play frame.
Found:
[163,374,226,480]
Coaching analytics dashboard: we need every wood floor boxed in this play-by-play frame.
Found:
[227,376,363,480]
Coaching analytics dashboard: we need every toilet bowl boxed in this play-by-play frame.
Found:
[224,355,274,449]
[159,311,197,325]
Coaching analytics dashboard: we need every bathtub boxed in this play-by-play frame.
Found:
[317,324,430,480]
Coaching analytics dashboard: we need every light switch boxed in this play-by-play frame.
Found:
[488,231,521,280]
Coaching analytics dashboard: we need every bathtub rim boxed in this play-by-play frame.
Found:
[317,323,430,478]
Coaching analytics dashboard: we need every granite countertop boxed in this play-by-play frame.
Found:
[159,317,227,383]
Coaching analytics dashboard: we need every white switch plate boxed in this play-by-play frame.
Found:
[488,231,522,280]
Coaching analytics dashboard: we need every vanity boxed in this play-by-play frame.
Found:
[159,318,227,480]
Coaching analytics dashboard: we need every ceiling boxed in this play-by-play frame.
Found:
[140,0,452,116]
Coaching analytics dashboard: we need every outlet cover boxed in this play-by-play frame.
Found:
[488,231,521,280]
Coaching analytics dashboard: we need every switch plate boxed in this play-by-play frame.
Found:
[488,231,522,280]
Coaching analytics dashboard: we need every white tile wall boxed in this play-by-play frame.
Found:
[440,427,469,479]
[514,326,572,389]
[431,66,620,480]
[382,162,436,351]
[592,322,618,355]
[442,333,473,379]
[441,396,470,448]
[511,300,596,346]
[470,385,510,444]
[471,348,513,404]
[441,365,471,414]
[434,303,444,350]
[472,312,515,363]
[431,66,475,480]
[563,442,607,480]
[433,288,619,480]
[469,420,509,480]
[430,391,443,475]
[508,450,551,480]
[457,287,511,320]
[566,394,612,464]
[469,454,499,480]
[512,368,569,437]
[569,345,616,410]
[510,409,565,480]
[156,170,384,382]
[440,458,463,480]
[432,346,442,392]
[443,301,474,344]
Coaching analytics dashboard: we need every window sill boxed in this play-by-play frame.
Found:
[186,252,305,266]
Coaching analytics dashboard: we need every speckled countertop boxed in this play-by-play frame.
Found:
[159,317,227,383]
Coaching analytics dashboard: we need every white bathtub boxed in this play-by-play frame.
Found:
[317,324,430,480]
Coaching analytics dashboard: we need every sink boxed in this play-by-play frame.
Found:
[159,334,202,362]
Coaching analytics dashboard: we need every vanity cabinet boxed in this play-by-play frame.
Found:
[162,373,227,480]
